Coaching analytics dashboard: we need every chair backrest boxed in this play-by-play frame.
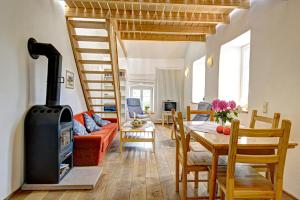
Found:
[226,119,291,199]
[172,109,188,165]
[249,110,280,128]
[126,98,143,118]
[187,103,214,121]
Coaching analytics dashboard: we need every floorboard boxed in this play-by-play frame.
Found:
[10,125,296,200]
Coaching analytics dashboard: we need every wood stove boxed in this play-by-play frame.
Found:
[25,38,73,184]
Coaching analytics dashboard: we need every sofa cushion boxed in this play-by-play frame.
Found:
[83,113,101,132]
[101,123,118,131]
[90,129,113,136]
[73,113,84,125]
[73,119,88,136]
[73,111,95,125]
[92,114,111,127]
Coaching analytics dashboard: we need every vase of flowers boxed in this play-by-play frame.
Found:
[212,99,238,126]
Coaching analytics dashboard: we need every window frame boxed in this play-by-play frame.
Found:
[130,86,154,111]
[218,30,251,111]
[192,56,206,104]
[240,43,250,111]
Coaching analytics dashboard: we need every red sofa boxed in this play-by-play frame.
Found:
[73,110,118,166]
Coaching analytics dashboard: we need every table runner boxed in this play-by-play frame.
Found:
[184,121,219,134]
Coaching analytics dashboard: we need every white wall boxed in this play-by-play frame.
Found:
[204,0,300,197]
[124,41,190,59]
[0,0,86,199]
[127,58,184,86]
[127,58,184,76]
[183,43,206,116]
[126,58,184,120]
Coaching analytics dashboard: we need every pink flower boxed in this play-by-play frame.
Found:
[212,99,220,111]
[218,100,228,111]
[228,100,236,109]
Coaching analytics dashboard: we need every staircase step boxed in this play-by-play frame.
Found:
[79,60,112,65]
[82,70,113,74]
[73,35,109,42]
[88,97,116,100]
[85,80,114,83]
[76,48,110,54]
[95,111,117,114]
[86,89,115,92]
[90,104,116,107]
[68,20,107,29]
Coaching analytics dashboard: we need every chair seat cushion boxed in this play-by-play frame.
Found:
[187,151,227,167]
[189,142,207,152]
[217,165,274,196]
[241,163,269,172]
[136,114,150,119]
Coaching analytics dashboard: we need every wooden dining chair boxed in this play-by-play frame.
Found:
[187,106,214,152]
[249,109,280,129]
[217,119,291,200]
[172,110,225,199]
[187,105,214,121]
[248,110,281,177]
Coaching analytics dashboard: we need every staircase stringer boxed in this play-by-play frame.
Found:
[108,20,122,126]
[66,17,92,110]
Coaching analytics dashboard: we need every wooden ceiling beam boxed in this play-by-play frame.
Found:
[66,0,250,9]
[117,22,216,35]
[68,19,107,29]
[120,32,206,42]
[65,7,229,24]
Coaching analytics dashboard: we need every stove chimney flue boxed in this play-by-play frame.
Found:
[28,38,62,106]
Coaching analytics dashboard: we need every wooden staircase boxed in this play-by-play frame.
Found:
[66,18,122,125]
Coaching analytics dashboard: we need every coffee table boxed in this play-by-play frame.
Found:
[120,121,156,153]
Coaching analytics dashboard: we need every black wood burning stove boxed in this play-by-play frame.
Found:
[25,38,73,184]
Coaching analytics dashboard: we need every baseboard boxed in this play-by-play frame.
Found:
[4,187,21,200]
[284,190,299,200]
[5,188,298,200]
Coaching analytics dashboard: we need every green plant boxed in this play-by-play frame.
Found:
[144,105,150,113]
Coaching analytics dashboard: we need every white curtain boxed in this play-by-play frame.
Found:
[155,69,183,120]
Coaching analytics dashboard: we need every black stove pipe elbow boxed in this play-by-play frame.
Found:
[28,38,62,106]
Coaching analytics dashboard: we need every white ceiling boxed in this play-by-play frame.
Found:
[123,40,200,59]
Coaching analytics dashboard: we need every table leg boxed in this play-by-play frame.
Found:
[209,151,219,200]
[120,131,123,153]
[162,114,165,127]
[152,130,155,153]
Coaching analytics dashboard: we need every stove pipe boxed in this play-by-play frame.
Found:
[28,38,62,106]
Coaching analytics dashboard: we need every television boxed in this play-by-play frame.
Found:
[163,101,177,111]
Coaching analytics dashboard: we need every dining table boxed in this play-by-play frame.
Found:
[183,121,298,200]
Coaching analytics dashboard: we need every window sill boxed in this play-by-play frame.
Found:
[240,110,248,114]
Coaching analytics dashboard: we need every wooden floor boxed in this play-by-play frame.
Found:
[10,125,295,200]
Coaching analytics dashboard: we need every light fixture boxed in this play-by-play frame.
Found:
[207,56,214,68]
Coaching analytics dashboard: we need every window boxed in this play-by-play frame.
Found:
[218,31,251,110]
[240,44,250,109]
[130,86,154,111]
[192,56,206,103]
